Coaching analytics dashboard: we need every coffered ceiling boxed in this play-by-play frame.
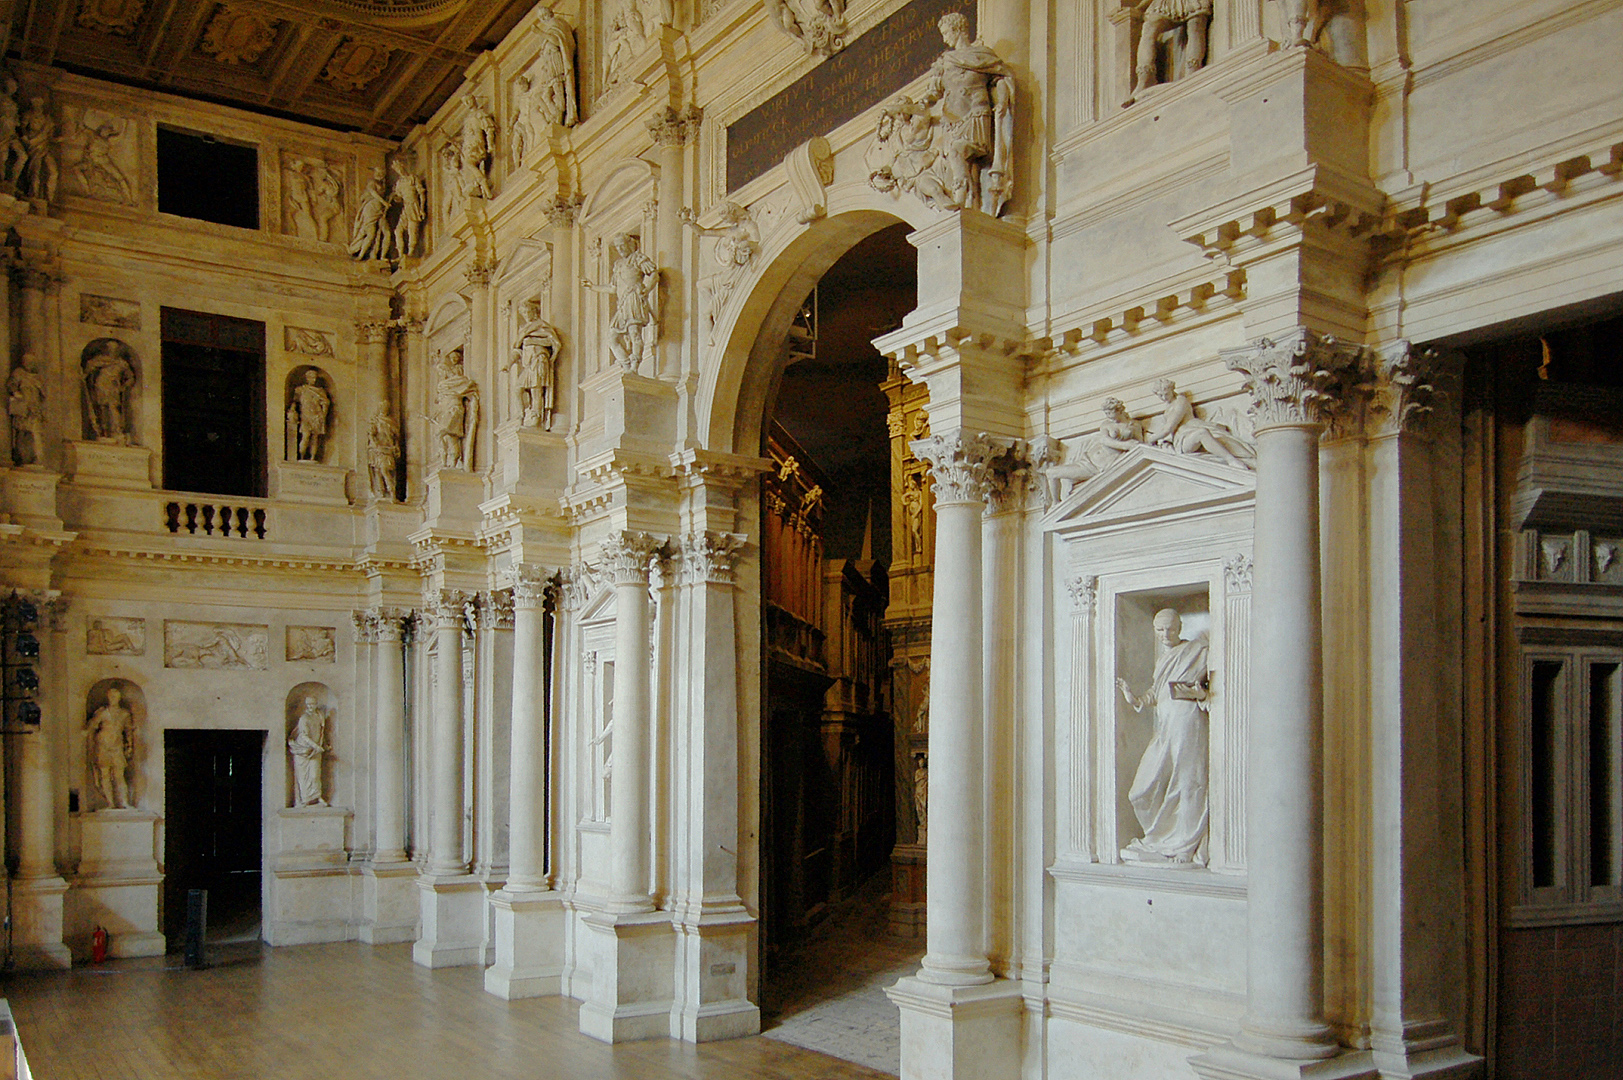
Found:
[5,0,539,139]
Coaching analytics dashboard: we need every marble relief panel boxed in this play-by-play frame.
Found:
[281,154,346,243]
[163,620,269,669]
[80,293,141,330]
[86,615,145,655]
[286,625,336,662]
[63,106,137,205]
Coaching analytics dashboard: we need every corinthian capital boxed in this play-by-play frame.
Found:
[1366,341,1458,438]
[600,531,663,585]
[510,563,554,609]
[1222,328,1363,431]
[424,589,473,631]
[682,531,746,585]
[911,432,1000,506]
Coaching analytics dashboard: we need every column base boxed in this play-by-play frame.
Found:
[484,888,565,1000]
[1190,1044,1379,1080]
[412,873,487,968]
[10,876,71,970]
[360,862,419,944]
[577,908,675,1043]
[886,974,1023,1080]
[671,907,761,1042]
[1370,1043,1482,1080]
[890,843,926,938]
[65,875,164,960]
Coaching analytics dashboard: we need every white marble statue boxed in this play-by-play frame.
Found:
[1126,0,1212,104]
[0,77,25,189]
[765,0,847,54]
[913,749,928,845]
[366,407,399,499]
[391,163,426,258]
[459,93,496,200]
[82,338,137,445]
[903,476,927,561]
[19,96,57,203]
[289,370,331,461]
[8,352,44,466]
[681,202,758,344]
[1144,379,1254,469]
[520,5,578,144]
[87,685,135,810]
[288,695,329,807]
[509,298,561,429]
[432,345,481,470]
[348,167,391,260]
[1042,397,1144,504]
[582,233,660,375]
[1116,608,1210,865]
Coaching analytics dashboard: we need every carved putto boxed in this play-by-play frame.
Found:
[509,298,561,430]
[582,232,660,375]
[1125,0,1212,105]
[81,337,138,445]
[432,345,481,470]
[765,0,847,55]
[681,202,759,345]
[866,13,1014,218]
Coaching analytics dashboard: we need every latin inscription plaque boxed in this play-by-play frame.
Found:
[726,0,973,193]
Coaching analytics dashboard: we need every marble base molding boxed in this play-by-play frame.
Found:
[886,975,1023,1080]
[412,873,487,968]
[484,887,565,999]
[577,909,676,1043]
[359,861,419,945]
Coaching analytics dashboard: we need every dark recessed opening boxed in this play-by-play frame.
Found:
[157,126,260,230]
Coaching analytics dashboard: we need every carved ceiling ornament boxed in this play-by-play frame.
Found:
[322,38,392,92]
[75,0,146,35]
[200,5,281,65]
[1222,327,1361,431]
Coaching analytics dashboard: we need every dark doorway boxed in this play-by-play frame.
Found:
[163,729,265,949]
[160,308,267,497]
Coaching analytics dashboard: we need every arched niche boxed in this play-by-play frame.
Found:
[80,337,141,445]
[84,677,147,811]
[283,364,335,463]
[285,681,336,808]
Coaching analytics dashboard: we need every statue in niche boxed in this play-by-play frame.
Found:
[287,694,330,807]
[1125,0,1212,105]
[432,345,480,470]
[366,407,399,499]
[19,96,58,203]
[912,749,928,844]
[765,0,847,55]
[82,337,137,444]
[288,369,331,462]
[0,77,25,189]
[72,116,133,204]
[86,683,136,810]
[391,160,426,258]
[458,93,496,200]
[439,142,465,218]
[903,474,927,562]
[509,298,561,430]
[1145,379,1254,470]
[348,167,391,261]
[681,202,759,345]
[1116,608,1211,865]
[7,353,45,466]
[582,233,660,375]
[867,14,1015,218]
[1042,397,1144,505]
[514,6,577,158]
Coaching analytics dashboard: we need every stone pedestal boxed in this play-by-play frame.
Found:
[270,461,352,506]
[485,889,565,999]
[887,976,1023,1080]
[11,876,71,969]
[577,910,676,1043]
[360,861,419,944]
[63,441,152,489]
[266,806,355,946]
[494,423,567,497]
[581,369,677,458]
[424,467,486,526]
[3,468,61,530]
[65,809,163,959]
[890,842,927,937]
[671,909,760,1042]
[412,874,487,968]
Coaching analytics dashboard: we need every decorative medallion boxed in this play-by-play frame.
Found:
[75,0,146,35]
[199,5,281,65]
[321,38,391,92]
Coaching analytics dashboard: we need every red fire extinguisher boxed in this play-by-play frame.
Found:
[91,925,109,964]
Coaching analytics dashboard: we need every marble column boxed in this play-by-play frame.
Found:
[13,591,69,968]
[487,564,566,999]
[982,449,1026,971]
[414,590,485,968]
[1193,329,1374,1080]
[601,531,662,911]
[646,105,698,381]
[372,609,411,864]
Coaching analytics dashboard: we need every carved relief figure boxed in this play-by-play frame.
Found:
[82,337,137,444]
[912,749,928,844]
[164,620,269,669]
[348,167,391,260]
[285,160,316,238]
[287,626,336,662]
[681,202,758,344]
[0,78,27,188]
[71,115,133,204]
[602,2,641,88]
[765,0,847,55]
[509,298,561,429]
[8,353,45,466]
[309,163,343,243]
[903,474,927,561]
[439,141,464,218]
[20,96,58,203]
[87,683,136,810]
[1279,0,1366,66]
[432,346,480,470]
[582,232,659,375]
[1126,0,1213,104]
[81,294,141,329]
[366,407,399,499]
[87,616,145,655]
[288,694,329,807]
[1042,397,1144,504]
[391,160,426,257]
[1116,608,1210,865]
[1144,379,1255,469]
[286,369,331,462]
[458,93,496,200]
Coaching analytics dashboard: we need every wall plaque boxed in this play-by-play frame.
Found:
[726,0,972,193]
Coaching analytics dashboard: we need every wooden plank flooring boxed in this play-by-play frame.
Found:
[2,942,894,1080]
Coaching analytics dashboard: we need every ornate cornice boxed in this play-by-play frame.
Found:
[910,432,1001,507]
[681,531,746,586]
[1222,328,1362,431]
[600,531,663,585]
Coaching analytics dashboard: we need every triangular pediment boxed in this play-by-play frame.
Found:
[1045,444,1254,533]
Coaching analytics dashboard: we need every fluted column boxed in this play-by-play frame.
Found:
[1219,329,1359,1064]
[507,565,553,890]
[373,609,411,863]
[428,590,471,875]
[912,433,998,986]
[602,531,662,912]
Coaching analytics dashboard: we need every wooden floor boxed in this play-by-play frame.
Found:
[3,942,894,1080]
